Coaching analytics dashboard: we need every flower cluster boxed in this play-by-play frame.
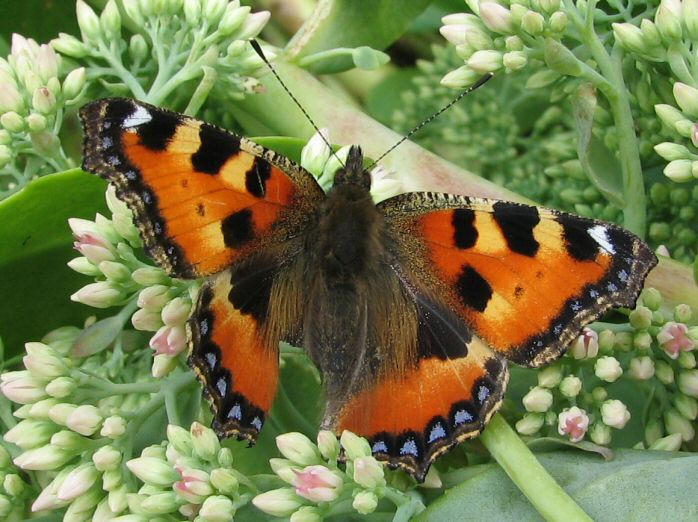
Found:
[0,322,201,520]
[0,444,34,519]
[52,0,271,111]
[0,34,86,198]
[125,422,250,520]
[68,185,196,377]
[253,431,432,520]
[516,288,698,450]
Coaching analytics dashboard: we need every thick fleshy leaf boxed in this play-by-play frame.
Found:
[0,169,108,358]
[572,84,624,207]
[286,0,432,74]
[418,450,698,520]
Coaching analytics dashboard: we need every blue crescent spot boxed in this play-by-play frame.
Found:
[372,440,388,453]
[399,439,419,457]
[454,409,473,425]
[228,403,242,420]
[216,377,227,397]
[428,422,446,443]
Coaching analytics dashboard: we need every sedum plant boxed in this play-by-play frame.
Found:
[0,0,697,520]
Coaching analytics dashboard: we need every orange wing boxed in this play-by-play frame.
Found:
[379,193,657,367]
[80,98,324,278]
[188,260,279,442]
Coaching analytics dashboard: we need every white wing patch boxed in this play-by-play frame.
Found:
[588,225,615,254]
[122,105,152,129]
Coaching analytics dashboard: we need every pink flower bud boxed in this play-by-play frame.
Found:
[66,404,102,436]
[658,322,695,359]
[570,327,599,359]
[57,463,99,501]
[479,2,513,33]
[0,370,47,404]
[293,465,343,502]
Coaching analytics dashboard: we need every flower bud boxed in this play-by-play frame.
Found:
[57,463,100,501]
[678,351,696,369]
[291,506,322,522]
[673,82,698,118]
[441,66,483,88]
[203,0,227,25]
[1,111,25,132]
[658,322,695,358]
[317,430,340,460]
[76,0,101,41]
[161,297,191,326]
[467,49,503,73]
[655,103,685,129]
[654,142,690,161]
[0,82,24,113]
[50,33,88,58]
[66,404,103,436]
[503,51,527,71]
[601,400,631,429]
[479,2,513,33]
[277,432,321,465]
[549,11,568,32]
[236,11,271,40]
[353,456,385,488]
[0,371,47,404]
[544,38,582,77]
[210,468,239,495]
[100,0,122,36]
[131,308,163,331]
[93,445,122,471]
[200,495,235,522]
[522,386,553,412]
[674,394,698,420]
[218,5,250,35]
[137,285,171,311]
[51,430,87,452]
[132,267,169,285]
[23,342,67,379]
[184,0,201,25]
[14,445,72,470]
[270,458,300,484]
[4,418,58,449]
[570,327,599,359]
[595,356,623,382]
[167,424,193,457]
[641,287,663,311]
[629,305,653,329]
[515,413,544,435]
[4,474,25,496]
[655,0,683,41]
[612,23,646,54]
[152,353,178,378]
[559,375,582,398]
[664,408,695,441]
[45,376,76,398]
[340,430,371,460]
[649,432,683,451]
[353,490,379,515]
[26,113,47,132]
[101,415,127,438]
[126,457,179,486]
[521,11,545,35]
[301,129,332,177]
[293,465,342,502]
[188,421,219,461]
[678,369,698,397]
[629,356,654,380]
[589,422,612,445]
[70,281,125,308]
[63,67,86,102]
[253,488,303,517]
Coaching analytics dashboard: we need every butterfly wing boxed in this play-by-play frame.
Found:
[80,98,325,279]
[80,98,322,442]
[378,192,657,367]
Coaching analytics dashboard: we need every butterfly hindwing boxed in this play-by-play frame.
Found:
[379,192,658,367]
[80,98,324,279]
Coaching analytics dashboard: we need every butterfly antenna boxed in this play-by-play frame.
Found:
[366,72,494,170]
[250,40,345,167]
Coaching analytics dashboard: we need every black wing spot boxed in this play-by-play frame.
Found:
[228,256,275,322]
[221,209,254,248]
[192,124,241,174]
[556,213,598,261]
[245,158,271,198]
[456,265,492,312]
[452,208,478,249]
[137,109,179,151]
[492,201,540,257]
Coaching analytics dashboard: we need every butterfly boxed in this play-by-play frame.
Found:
[80,98,657,481]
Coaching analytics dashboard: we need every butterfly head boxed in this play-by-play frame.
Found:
[332,145,371,191]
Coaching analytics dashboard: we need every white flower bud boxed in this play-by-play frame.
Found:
[521,11,545,36]
[340,430,371,460]
[664,408,695,441]
[200,495,236,522]
[317,430,340,460]
[26,113,47,132]
[23,342,67,379]
[57,463,100,501]
[66,404,103,436]
[101,415,127,438]
[589,422,612,445]
[236,11,271,40]
[468,49,503,73]
[301,129,332,177]
[612,23,646,54]
[522,386,553,412]
[629,356,655,380]
[93,445,122,471]
[50,33,89,58]
[218,5,250,35]
[538,365,563,388]
[100,0,122,36]
[277,432,321,465]
[649,433,683,451]
[479,2,513,34]
[252,488,303,517]
[654,142,690,161]
[14,445,72,470]
[594,356,623,382]
[0,111,24,131]
[655,0,683,41]
[62,67,86,102]
[441,65,483,88]
[674,394,698,420]
[673,82,698,118]
[191,421,221,461]
[503,51,527,71]
[70,281,124,308]
[0,371,47,404]
[559,375,582,398]
[353,490,378,515]
[76,0,102,41]
[45,376,76,398]
[515,413,544,435]
[126,457,179,486]
[0,82,25,113]
[600,399,631,429]
[31,87,57,114]
[678,369,698,397]
[353,456,385,488]
[203,0,227,24]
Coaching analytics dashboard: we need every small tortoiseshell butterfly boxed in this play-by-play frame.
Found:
[80,97,657,481]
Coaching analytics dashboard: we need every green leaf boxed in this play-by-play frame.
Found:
[0,169,108,359]
[286,0,432,74]
[352,46,390,70]
[0,0,79,44]
[543,38,583,77]
[572,83,625,207]
[418,450,698,521]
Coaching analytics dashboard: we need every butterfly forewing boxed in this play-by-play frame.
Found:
[80,98,324,279]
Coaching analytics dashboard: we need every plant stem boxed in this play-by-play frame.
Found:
[479,413,592,522]
[578,0,647,236]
